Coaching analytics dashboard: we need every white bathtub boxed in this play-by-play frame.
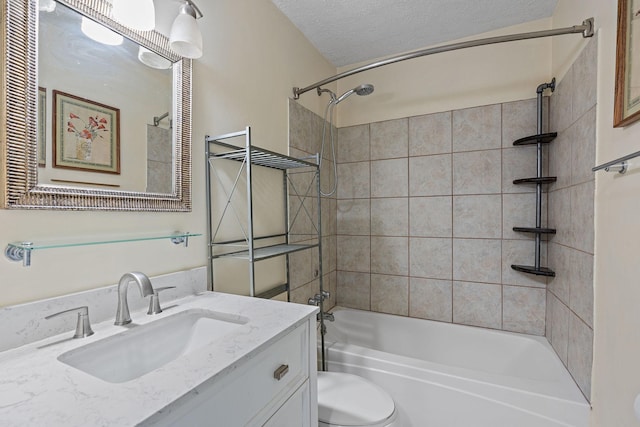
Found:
[323,308,589,427]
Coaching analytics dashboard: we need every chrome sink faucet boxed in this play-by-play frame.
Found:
[115,272,154,326]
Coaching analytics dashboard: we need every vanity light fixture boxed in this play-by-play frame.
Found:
[112,0,156,32]
[169,0,204,59]
[138,46,172,70]
[81,17,124,46]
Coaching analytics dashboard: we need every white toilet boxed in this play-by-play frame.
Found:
[317,372,399,427]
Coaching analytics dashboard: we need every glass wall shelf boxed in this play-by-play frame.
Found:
[5,232,201,267]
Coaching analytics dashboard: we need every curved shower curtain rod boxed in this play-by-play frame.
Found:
[292,18,594,99]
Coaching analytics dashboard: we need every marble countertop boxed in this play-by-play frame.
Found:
[0,291,317,426]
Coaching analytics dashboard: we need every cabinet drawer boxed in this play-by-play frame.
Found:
[145,321,309,427]
[263,380,310,427]
[244,323,309,425]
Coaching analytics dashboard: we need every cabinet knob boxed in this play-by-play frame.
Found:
[273,364,289,381]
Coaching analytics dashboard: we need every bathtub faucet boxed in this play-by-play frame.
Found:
[308,291,334,322]
[321,311,335,322]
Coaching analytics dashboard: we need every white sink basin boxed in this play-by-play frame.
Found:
[58,309,248,383]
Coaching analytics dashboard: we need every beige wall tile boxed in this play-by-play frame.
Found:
[409,196,452,238]
[569,249,594,328]
[289,99,320,155]
[502,239,548,288]
[548,188,571,246]
[289,279,320,306]
[453,238,501,283]
[409,111,452,156]
[409,278,452,322]
[453,194,502,238]
[288,188,317,243]
[371,198,408,236]
[568,313,593,399]
[570,107,596,186]
[371,274,409,315]
[572,37,597,122]
[410,237,452,280]
[453,104,502,152]
[289,248,312,290]
[337,199,370,235]
[338,124,370,163]
[371,236,408,275]
[547,291,569,365]
[548,126,572,190]
[502,99,537,148]
[549,73,574,133]
[453,281,502,329]
[337,271,370,310]
[569,181,595,254]
[371,158,408,197]
[453,150,501,195]
[502,146,538,194]
[321,197,337,237]
[337,235,370,272]
[371,118,408,160]
[547,242,570,307]
[337,161,370,199]
[409,154,452,196]
[502,192,547,240]
[324,271,337,310]
[503,285,546,335]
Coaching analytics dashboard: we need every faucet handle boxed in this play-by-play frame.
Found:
[147,286,176,315]
[321,290,330,300]
[308,295,321,306]
[45,306,94,339]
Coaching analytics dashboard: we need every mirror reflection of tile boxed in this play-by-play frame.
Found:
[146,125,172,194]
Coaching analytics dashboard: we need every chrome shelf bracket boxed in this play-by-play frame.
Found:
[5,242,32,267]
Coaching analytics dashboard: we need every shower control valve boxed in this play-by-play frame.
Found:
[308,296,321,306]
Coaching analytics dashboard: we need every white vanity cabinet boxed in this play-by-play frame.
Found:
[143,318,317,427]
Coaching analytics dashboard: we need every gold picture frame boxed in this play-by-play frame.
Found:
[614,0,640,127]
[52,90,121,174]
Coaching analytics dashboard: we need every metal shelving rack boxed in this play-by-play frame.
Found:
[510,79,557,277]
[205,127,322,299]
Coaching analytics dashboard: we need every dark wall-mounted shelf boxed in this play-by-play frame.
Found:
[513,132,558,146]
[513,177,557,185]
[511,265,556,277]
[513,227,557,235]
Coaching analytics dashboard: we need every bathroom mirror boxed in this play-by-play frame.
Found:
[0,0,192,211]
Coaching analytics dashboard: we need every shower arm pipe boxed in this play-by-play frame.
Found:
[153,112,169,127]
[292,18,594,99]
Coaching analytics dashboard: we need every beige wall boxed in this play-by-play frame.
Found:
[553,1,640,426]
[0,0,335,308]
[335,19,553,128]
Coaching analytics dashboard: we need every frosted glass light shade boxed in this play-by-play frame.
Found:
[38,0,56,12]
[138,46,172,70]
[81,17,123,46]
[112,0,156,31]
[169,4,203,59]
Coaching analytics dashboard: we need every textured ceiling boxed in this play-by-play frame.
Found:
[271,0,558,67]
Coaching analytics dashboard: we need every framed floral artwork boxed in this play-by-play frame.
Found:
[614,0,640,127]
[52,90,120,173]
[38,87,46,166]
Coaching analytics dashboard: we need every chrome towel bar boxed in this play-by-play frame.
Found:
[592,150,640,174]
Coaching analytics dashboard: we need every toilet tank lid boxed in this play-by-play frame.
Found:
[318,372,395,425]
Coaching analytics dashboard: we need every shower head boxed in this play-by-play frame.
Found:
[334,83,374,104]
